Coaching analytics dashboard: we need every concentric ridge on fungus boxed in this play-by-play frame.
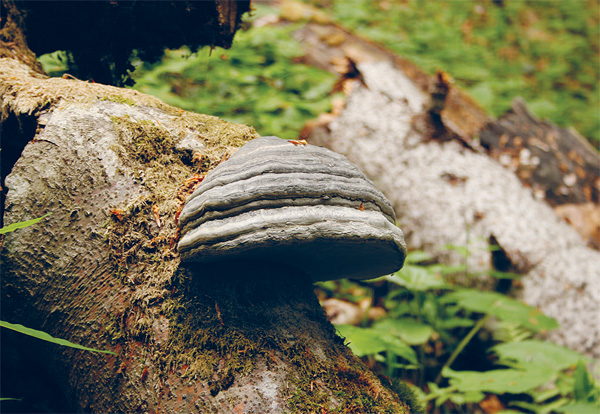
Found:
[178,136,406,281]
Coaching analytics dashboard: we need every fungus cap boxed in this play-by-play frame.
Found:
[178,136,406,281]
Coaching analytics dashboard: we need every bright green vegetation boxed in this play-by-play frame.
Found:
[0,213,51,234]
[320,0,599,144]
[129,17,338,139]
[318,247,600,413]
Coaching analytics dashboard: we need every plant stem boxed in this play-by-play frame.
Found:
[386,350,395,378]
[435,314,490,384]
[422,385,459,402]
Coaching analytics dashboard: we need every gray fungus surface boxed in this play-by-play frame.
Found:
[178,136,406,281]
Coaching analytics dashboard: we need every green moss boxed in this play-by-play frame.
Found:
[103,110,256,347]
[110,115,174,164]
[101,95,137,106]
[390,379,426,414]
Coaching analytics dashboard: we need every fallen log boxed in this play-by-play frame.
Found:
[294,21,600,359]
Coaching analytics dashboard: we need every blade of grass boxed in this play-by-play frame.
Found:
[1,321,116,355]
[0,213,52,234]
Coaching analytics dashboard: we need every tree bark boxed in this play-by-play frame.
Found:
[0,7,412,414]
[293,22,600,360]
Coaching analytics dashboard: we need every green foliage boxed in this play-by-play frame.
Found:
[319,0,600,144]
[129,23,338,138]
[492,340,585,372]
[0,321,116,355]
[329,246,599,413]
[441,289,558,332]
[40,2,598,144]
[37,51,69,78]
[336,324,419,366]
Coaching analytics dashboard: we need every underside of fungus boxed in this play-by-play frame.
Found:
[178,136,406,281]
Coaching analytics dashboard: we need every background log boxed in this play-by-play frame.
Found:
[295,23,600,359]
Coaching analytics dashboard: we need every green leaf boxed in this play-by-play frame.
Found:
[404,250,434,264]
[437,317,475,330]
[335,325,387,357]
[0,213,52,234]
[378,334,419,365]
[443,243,471,259]
[492,340,586,372]
[511,399,571,414]
[386,265,448,291]
[0,398,22,401]
[448,390,485,405]
[533,387,561,403]
[528,99,558,120]
[335,325,418,364]
[442,366,553,394]
[0,321,116,355]
[573,360,595,402]
[468,82,495,108]
[442,290,558,332]
[373,318,434,345]
[488,270,523,280]
[555,402,600,414]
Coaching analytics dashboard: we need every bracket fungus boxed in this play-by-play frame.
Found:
[177,136,406,281]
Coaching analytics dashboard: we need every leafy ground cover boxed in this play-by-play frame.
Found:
[127,4,338,139]
[40,1,599,144]
[317,0,599,144]
[318,247,599,413]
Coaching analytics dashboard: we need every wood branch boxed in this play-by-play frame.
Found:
[293,23,600,359]
[480,99,600,248]
[480,98,599,207]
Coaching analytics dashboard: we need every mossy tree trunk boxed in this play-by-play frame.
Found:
[0,4,412,413]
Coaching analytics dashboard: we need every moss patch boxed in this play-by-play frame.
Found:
[103,109,257,346]
[111,115,175,164]
[156,263,409,413]
[101,95,137,106]
[1,58,174,121]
